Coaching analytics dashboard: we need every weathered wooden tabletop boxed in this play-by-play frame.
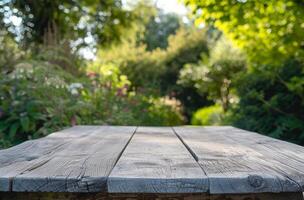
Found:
[0,126,304,200]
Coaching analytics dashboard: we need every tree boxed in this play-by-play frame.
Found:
[232,58,304,145]
[0,31,24,72]
[143,11,181,51]
[184,0,304,144]
[178,37,246,112]
[0,0,133,47]
[98,9,209,93]
[97,8,210,120]
[184,0,304,64]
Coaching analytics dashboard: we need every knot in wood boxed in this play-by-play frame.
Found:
[248,175,264,188]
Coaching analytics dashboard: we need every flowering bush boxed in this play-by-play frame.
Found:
[83,63,184,126]
[0,61,81,147]
[0,61,184,148]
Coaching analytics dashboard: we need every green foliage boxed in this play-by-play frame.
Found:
[143,97,184,126]
[2,0,303,149]
[0,59,184,148]
[191,104,223,125]
[0,32,25,72]
[0,61,76,146]
[178,37,246,111]
[0,0,133,47]
[143,11,181,51]
[0,3,188,148]
[85,62,184,126]
[99,40,166,89]
[98,20,211,120]
[184,0,304,145]
[160,27,209,93]
[184,0,304,64]
[231,58,304,145]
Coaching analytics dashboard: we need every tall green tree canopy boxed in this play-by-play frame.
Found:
[0,0,133,47]
[143,11,181,51]
[178,37,246,112]
[184,0,304,64]
[183,0,304,144]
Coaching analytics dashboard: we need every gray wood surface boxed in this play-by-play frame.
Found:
[173,126,304,194]
[0,126,95,191]
[108,127,208,193]
[223,127,304,191]
[1,125,304,196]
[0,126,136,192]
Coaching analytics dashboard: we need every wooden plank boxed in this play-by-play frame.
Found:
[173,126,302,194]
[108,127,208,193]
[0,192,302,200]
[0,126,136,192]
[0,126,97,191]
[221,127,304,191]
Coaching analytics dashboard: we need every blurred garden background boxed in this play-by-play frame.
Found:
[0,0,303,148]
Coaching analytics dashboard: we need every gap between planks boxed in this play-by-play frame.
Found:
[172,126,304,194]
[0,126,137,192]
[107,127,209,193]
[105,126,138,190]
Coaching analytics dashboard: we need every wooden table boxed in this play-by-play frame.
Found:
[0,126,303,200]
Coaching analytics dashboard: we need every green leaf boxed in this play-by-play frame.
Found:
[20,117,30,132]
[0,121,9,132]
[9,123,19,139]
[32,113,47,121]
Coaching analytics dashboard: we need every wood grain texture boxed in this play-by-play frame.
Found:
[0,126,136,192]
[222,127,304,191]
[0,192,302,200]
[173,126,304,194]
[108,127,208,193]
[1,125,304,196]
[0,126,96,191]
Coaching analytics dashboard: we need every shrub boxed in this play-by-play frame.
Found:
[231,58,304,145]
[0,61,82,147]
[191,105,223,125]
[142,96,184,126]
[85,63,184,126]
[0,61,185,148]
[98,27,210,121]
[0,33,25,72]
[178,36,246,112]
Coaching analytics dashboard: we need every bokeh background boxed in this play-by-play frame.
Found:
[0,0,303,148]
